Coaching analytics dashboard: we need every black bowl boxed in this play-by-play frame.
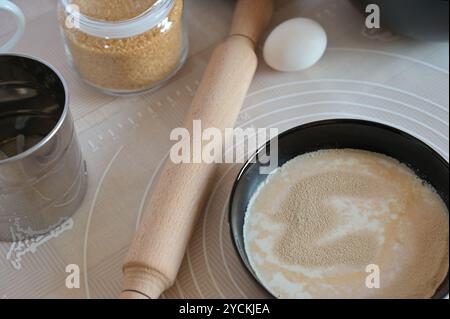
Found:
[229,119,449,299]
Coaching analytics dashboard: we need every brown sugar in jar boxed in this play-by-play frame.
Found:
[58,0,187,95]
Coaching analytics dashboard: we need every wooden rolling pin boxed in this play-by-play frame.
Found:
[121,0,274,299]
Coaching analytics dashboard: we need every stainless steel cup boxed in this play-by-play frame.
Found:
[0,54,87,242]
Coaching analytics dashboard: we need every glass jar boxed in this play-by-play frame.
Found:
[58,0,188,95]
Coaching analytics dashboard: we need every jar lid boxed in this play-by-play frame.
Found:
[61,0,175,39]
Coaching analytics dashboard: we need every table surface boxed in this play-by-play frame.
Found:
[0,0,448,299]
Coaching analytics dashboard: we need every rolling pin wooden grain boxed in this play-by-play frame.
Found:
[121,0,274,299]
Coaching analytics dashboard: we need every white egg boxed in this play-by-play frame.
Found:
[263,18,328,72]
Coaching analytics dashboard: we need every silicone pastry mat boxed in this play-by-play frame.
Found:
[0,0,448,299]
